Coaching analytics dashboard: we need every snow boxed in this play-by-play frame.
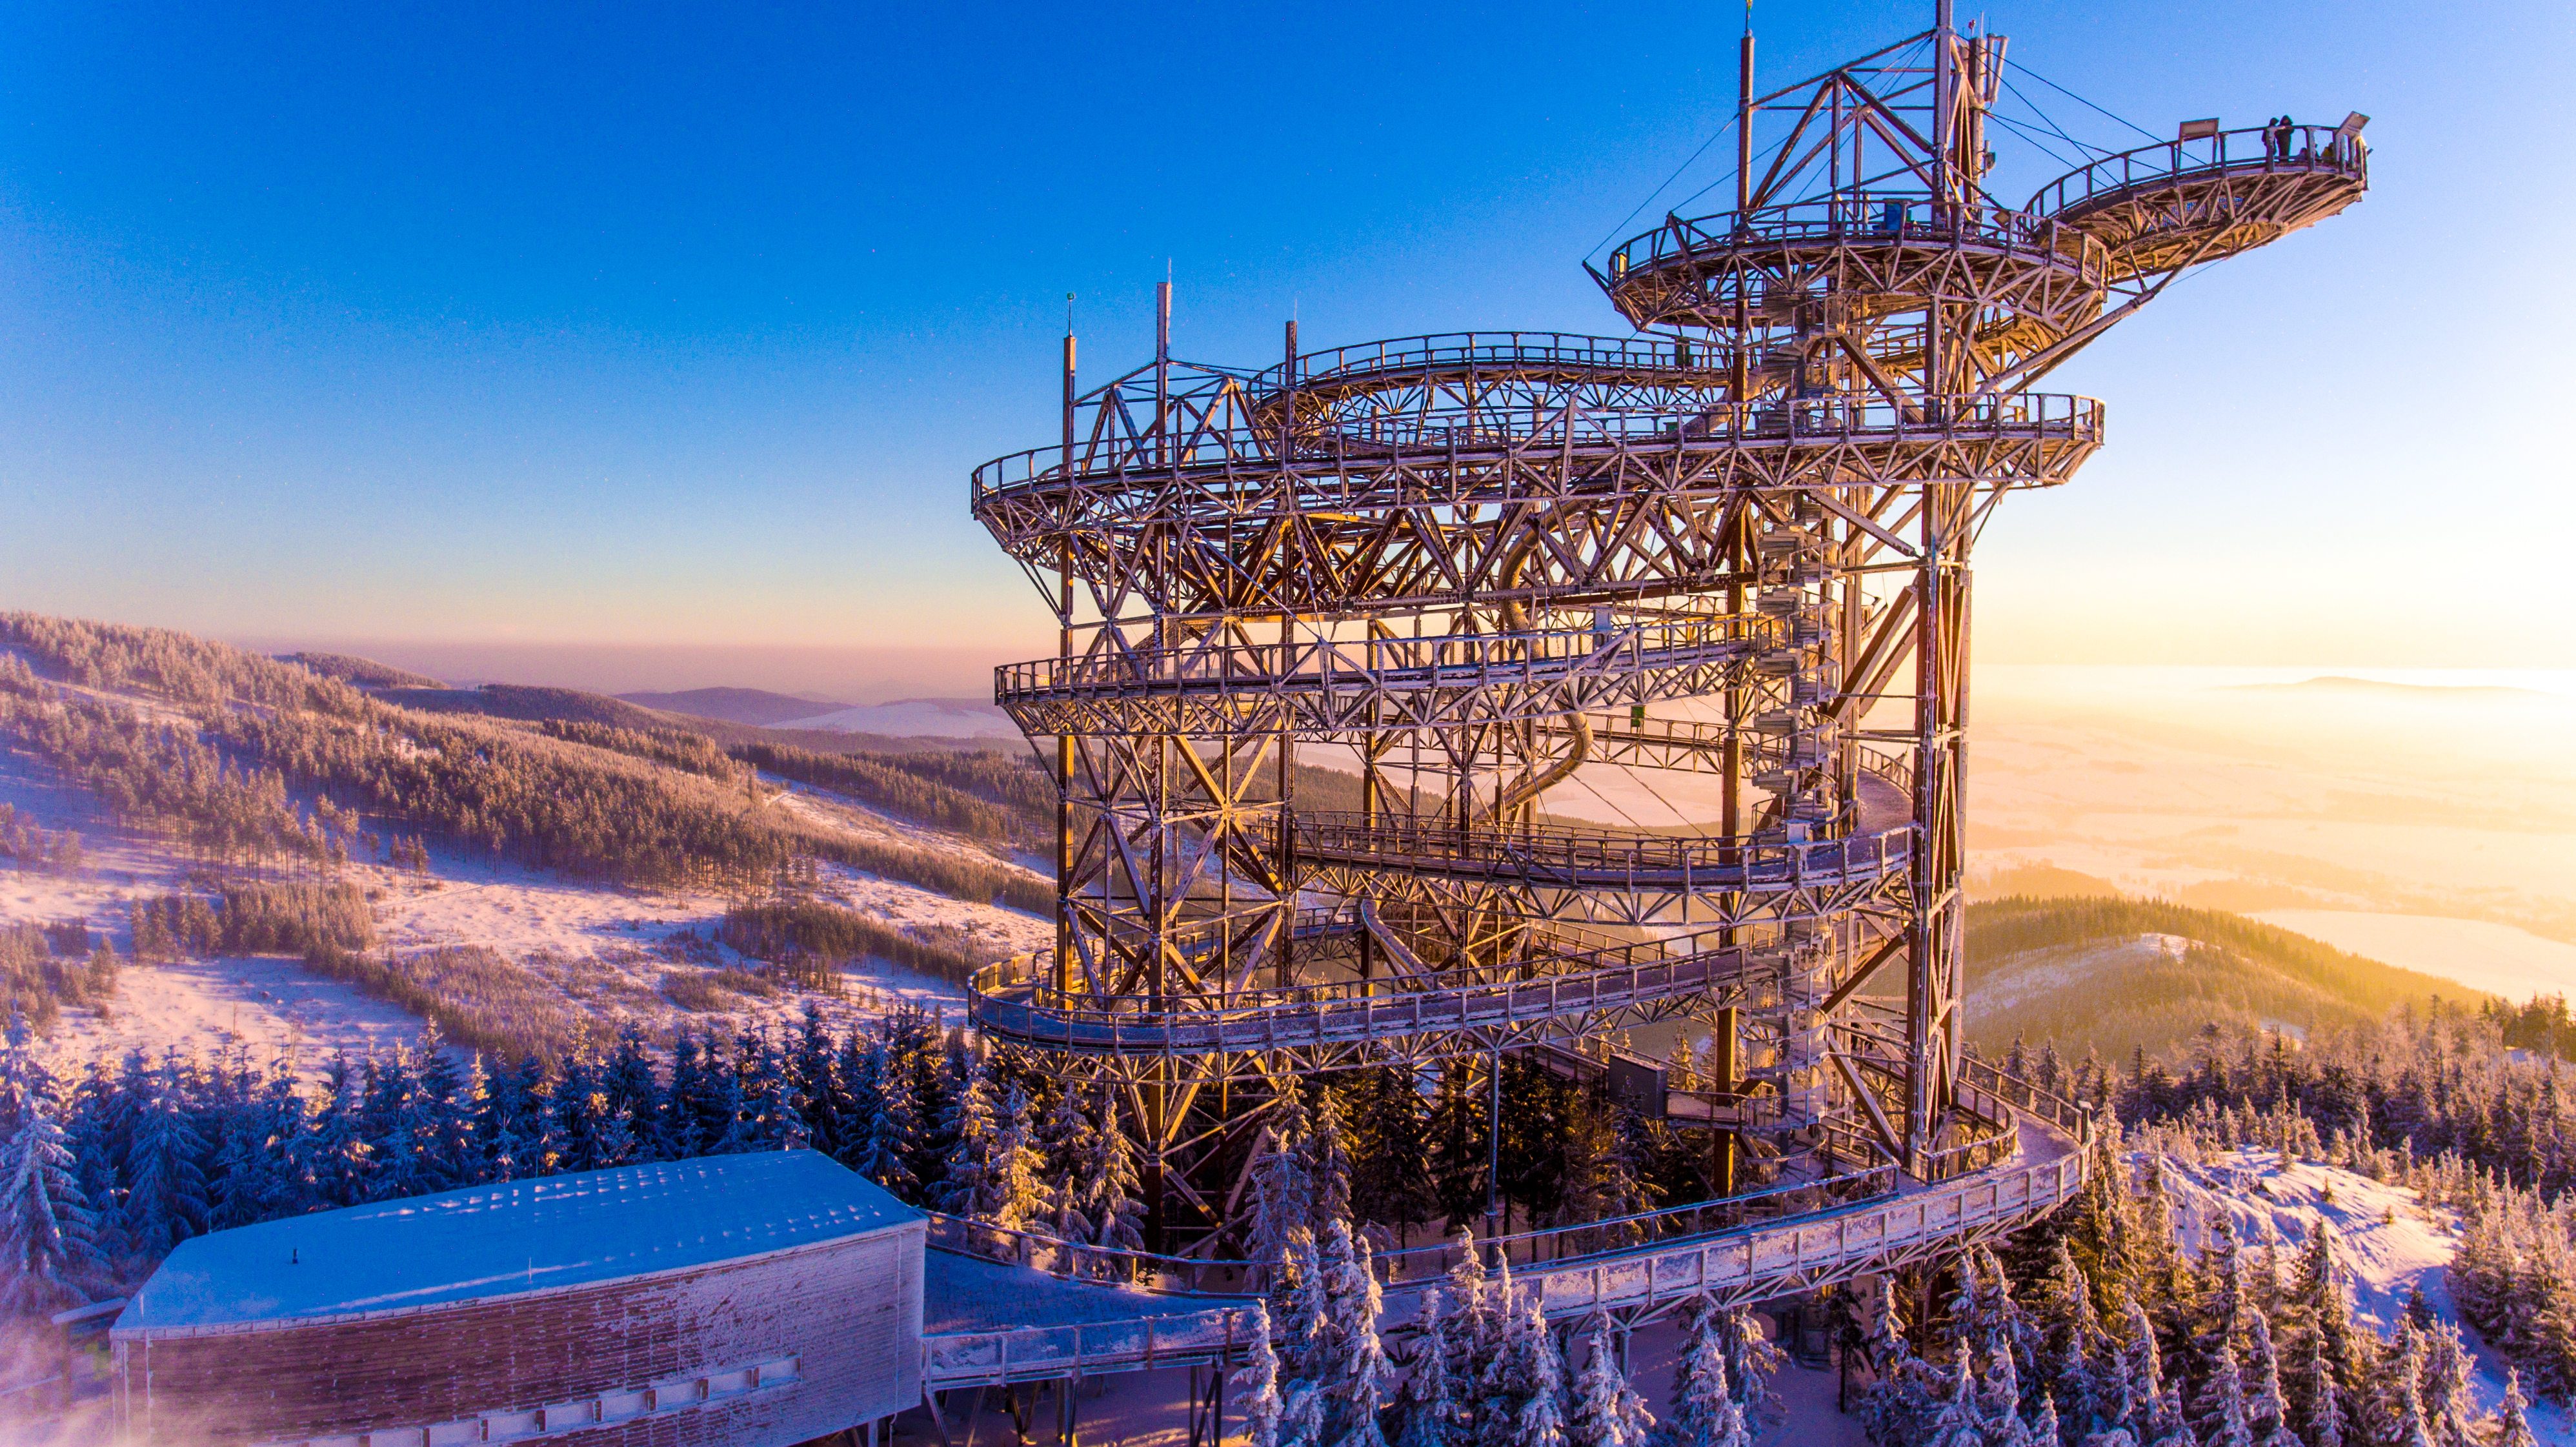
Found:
[117,1150,918,1333]
[2249,911,2576,1003]
[2156,1146,2576,1446]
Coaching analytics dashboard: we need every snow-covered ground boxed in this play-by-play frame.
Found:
[0,687,1035,1075]
[2160,1146,2576,1445]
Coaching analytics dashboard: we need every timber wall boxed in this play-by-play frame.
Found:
[112,1222,924,1447]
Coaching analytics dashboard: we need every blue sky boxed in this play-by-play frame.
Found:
[3,0,2568,696]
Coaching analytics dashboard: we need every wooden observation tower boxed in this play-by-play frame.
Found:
[963,1,2368,1268]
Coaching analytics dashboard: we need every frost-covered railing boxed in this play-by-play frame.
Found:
[921,1066,2089,1317]
[922,1302,1261,1388]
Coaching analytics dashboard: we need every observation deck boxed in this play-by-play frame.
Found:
[2030,122,2369,278]
[1597,196,2109,336]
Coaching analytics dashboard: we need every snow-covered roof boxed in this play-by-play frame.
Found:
[116,1150,921,1337]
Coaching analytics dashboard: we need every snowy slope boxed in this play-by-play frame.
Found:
[2157,1147,2575,1444]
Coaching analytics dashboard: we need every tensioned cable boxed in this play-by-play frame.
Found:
[1585,114,1744,261]
[1987,110,2093,172]
[2002,57,2160,144]
[1995,76,2113,163]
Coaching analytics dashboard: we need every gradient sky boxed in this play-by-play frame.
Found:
[3,0,2569,693]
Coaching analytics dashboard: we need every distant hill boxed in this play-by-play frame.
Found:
[762,696,1020,740]
[1966,896,2489,1059]
[372,683,682,731]
[282,651,447,689]
[616,687,853,726]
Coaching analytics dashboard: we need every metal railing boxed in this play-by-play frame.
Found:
[970,924,1773,1053]
[1293,810,1911,890]
[2027,123,2367,220]
[1606,192,2105,285]
[971,390,2106,497]
[994,614,1770,704]
[1258,332,1730,395]
[918,1066,2093,1383]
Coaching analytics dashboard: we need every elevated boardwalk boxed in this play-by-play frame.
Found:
[918,1063,2088,1390]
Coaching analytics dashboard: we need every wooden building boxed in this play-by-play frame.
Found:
[110,1151,925,1447]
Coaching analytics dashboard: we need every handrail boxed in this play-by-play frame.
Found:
[1605,192,2106,286]
[994,614,1771,703]
[1292,809,1911,889]
[2028,123,2366,221]
[970,920,1772,1046]
[1256,331,1731,395]
[971,390,2106,498]
[918,1066,2093,1342]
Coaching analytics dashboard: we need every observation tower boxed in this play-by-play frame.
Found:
[963,1,2367,1288]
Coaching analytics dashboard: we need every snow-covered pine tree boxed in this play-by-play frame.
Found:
[787,1006,840,1157]
[1506,1290,1568,1447]
[2415,1322,2477,1447]
[1306,1086,1355,1234]
[1442,1232,1498,1430]
[2296,1319,2347,1447]
[1981,1342,2026,1440]
[1036,1085,1098,1250]
[2037,1237,2103,1430]
[1917,1345,1979,1447]
[1084,1094,1147,1271]
[2492,1368,2537,1447]
[1238,1302,1286,1447]
[982,1085,1051,1237]
[934,1056,999,1215]
[0,1073,96,1314]
[1322,1220,1394,1447]
[2195,1216,2251,1368]
[1391,1288,1460,1447]
[1565,1313,1653,1447]
[846,1036,918,1198]
[2193,1341,2254,1447]
[1665,1294,1736,1447]
[1282,1380,1329,1447]
[2242,1313,2296,1447]
[1248,1106,1317,1279]
[605,1022,667,1157]
[2029,1391,2062,1447]
[1718,1304,1784,1426]
[2150,1382,2197,1447]
[121,1058,209,1264]
[1473,1262,1538,1447]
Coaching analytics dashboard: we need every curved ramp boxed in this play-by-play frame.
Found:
[918,1066,2088,1389]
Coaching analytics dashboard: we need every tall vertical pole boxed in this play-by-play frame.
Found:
[1155,279,1174,467]
[1058,325,1078,998]
[1932,0,1955,212]
[1276,318,1300,991]
[1736,6,1756,213]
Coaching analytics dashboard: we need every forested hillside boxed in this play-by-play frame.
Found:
[1965,896,2483,1059]
[0,613,1047,909]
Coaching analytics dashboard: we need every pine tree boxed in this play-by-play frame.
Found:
[2415,1322,2475,1447]
[1250,1096,1316,1272]
[2030,1391,2063,1447]
[1084,1096,1147,1266]
[934,1058,999,1216]
[2195,1342,2254,1447]
[1567,1313,1653,1447]
[1393,1289,1460,1447]
[1322,1221,1394,1447]
[0,1075,96,1313]
[1307,1086,1355,1233]
[1505,1290,1568,1447]
[2492,1368,2537,1447]
[2242,1313,2296,1447]
[1718,1303,1784,1427]
[1666,1294,1737,1447]
[121,1058,209,1264]
[2297,1322,2347,1447]
[982,1085,1051,1237]
[845,1036,917,1198]
[1918,1346,1979,1447]
[1239,1302,1286,1447]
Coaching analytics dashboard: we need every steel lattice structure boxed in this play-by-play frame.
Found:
[966,1,2366,1258]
